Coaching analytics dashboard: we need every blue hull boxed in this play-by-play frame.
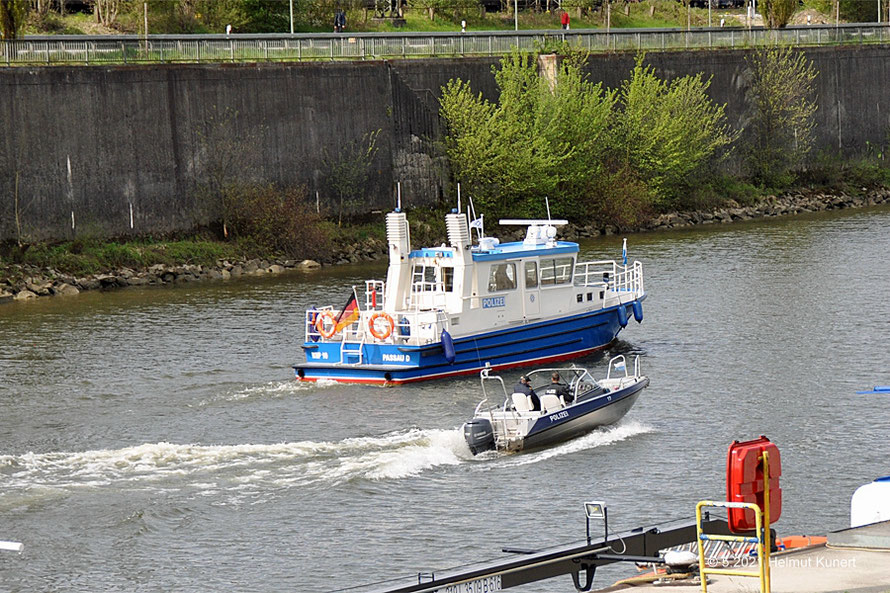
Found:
[294,299,643,385]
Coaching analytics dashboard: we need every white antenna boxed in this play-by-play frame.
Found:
[545,196,552,223]
[457,183,461,214]
[397,182,402,211]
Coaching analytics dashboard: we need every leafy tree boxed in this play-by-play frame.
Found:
[613,54,734,206]
[196,107,265,238]
[0,0,28,40]
[323,129,381,226]
[807,0,884,22]
[440,49,615,219]
[409,0,479,20]
[93,0,125,28]
[141,0,241,34]
[561,0,602,16]
[762,0,797,27]
[193,0,246,32]
[441,49,733,221]
[743,45,818,188]
[238,0,289,33]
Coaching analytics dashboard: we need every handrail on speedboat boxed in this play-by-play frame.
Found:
[603,355,641,391]
[474,355,642,415]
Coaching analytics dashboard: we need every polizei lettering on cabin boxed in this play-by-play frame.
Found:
[482,297,505,309]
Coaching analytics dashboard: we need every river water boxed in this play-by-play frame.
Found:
[2,204,889,593]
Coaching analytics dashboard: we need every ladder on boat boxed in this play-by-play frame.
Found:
[340,337,365,365]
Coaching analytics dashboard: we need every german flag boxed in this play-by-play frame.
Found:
[333,293,360,333]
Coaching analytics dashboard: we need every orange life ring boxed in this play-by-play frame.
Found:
[368,312,395,340]
[314,310,338,339]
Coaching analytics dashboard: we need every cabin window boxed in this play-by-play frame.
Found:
[442,267,454,292]
[488,263,516,292]
[411,264,454,293]
[540,257,574,286]
[412,265,432,292]
[524,261,538,288]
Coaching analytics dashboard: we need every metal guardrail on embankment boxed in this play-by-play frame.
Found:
[1,24,889,66]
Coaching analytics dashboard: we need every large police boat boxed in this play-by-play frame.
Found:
[293,206,645,385]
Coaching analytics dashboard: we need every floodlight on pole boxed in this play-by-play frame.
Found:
[584,501,608,544]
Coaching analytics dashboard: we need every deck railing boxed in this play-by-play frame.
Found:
[575,259,644,297]
[2,23,888,66]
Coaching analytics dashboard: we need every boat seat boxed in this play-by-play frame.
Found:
[512,393,532,413]
[540,394,563,413]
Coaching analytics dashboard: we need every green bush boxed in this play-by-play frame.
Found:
[681,175,763,210]
[224,184,331,260]
[440,50,733,224]
[440,49,615,221]
[743,45,818,188]
[0,237,248,280]
[800,151,890,192]
[613,54,735,210]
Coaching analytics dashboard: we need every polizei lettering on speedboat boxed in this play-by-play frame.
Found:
[549,410,570,422]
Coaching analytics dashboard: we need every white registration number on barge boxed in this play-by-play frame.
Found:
[382,353,411,363]
[435,575,501,593]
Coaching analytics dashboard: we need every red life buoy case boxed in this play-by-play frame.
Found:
[726,436,782,533]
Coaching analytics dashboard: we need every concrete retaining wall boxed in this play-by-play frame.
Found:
[1,45,888,242]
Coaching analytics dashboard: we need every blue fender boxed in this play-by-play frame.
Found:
[632,300,643,323]
[441,330,456,364]
[617,305,628,328]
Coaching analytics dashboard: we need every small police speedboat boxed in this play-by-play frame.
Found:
[463,355,649,455]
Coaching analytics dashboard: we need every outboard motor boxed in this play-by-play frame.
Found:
[463,419,495,455]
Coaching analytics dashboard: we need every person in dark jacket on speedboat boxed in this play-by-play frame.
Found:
[514,375,541,411]
[544,372,573,404]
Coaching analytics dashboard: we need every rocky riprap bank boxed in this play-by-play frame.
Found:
[0,236,389,303]
[0,258,325,303]
[549,188,890,240]
[2,189,888,304]
[635,189,890,233]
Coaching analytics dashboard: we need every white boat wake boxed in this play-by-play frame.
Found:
[196,378,338,406]
[0,421,652,503]
[0,428,471,497]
